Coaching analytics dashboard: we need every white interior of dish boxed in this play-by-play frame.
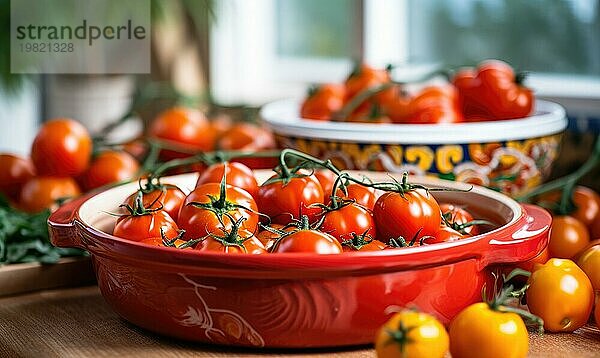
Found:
[260,99,567,144]
[78,171,521,237]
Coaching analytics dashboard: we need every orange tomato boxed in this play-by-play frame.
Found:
[334,183,377,210]
[178,183,259,240]
[271,229,342,254]
[300,84,345,121]
[345,101,393,123]
[439,203,478,235]
[123,185,186,223]
[257,174,324,224]
[383,94,411,123]
[449,302,528,358]
[590,218,600,240]
[149,107,214,159]
[208,113,233,137]
[31,118,92,176]
[255,224,285,252]
[517,246,550,273]
[570,187,600,227]
[320,202,376,243]
[548,216,590,259]
[0,153,35,201]
[596,303,600,329]
[19,176,81,213]
[375,310,448,358]
[526,258,594,332]
[539,186,600,227]
[216,123,278,169]
[576,241,600,291]
[453,60,533,121]
[345,64,390,100]
[256,224,297,251]
[424,226,467,244]
[314,170,337,198]
[373,84,402,110]
[217,123,276,151]
[389,86,463,124]
[196,228,266,254]
[122,138,149,161]
[139,236,191,249]
[79,151,140,191]
[113,209,179,242]
[341,234,386,252]
[195,161,258,199]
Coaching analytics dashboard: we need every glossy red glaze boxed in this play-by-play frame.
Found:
[48,173,551,348]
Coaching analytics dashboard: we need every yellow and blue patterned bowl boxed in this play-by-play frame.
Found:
[260,99,567,197]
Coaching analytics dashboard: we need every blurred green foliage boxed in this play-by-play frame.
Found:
[411,0,600,74]
[0,0,25,94]
[276,0,358,58]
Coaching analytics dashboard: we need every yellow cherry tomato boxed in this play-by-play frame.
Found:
[526,258,594,332]
[375,310,448,358]
[576,242,600,291]
[449,302,528,358]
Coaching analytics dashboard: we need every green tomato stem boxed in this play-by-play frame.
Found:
[275,148,343,183]
[497,305,544,335]
[516,134,600,206]
[330,173,351,209]
[333,83,395,122]
[146,145,281,181]
[503,268,531,282]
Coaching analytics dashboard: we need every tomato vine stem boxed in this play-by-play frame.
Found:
[516,134,600,215]
[483,269,544,334]
[277,149,470,199]
[329,172,351,209]
[279,148,343,176]
[145,146,281,181]
[441,210,493,234]
[332,83,395,122]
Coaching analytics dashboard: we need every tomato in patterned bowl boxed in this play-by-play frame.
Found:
[261,99,567,197]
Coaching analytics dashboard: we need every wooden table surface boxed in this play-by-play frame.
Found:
[0,286,598,358]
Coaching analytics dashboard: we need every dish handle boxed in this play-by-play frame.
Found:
[481,204,552,267]
[48,193,95,249]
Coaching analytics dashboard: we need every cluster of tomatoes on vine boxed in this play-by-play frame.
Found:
[112,149,487,254]
[526,186,600,263]
[375,252,599,358]
[301,59,533,124]
[0,106,275,214]
[376,188,600,358]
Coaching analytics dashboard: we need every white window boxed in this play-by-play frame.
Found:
[210,0,600,107]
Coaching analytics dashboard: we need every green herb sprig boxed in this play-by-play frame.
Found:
[0,196,85,265]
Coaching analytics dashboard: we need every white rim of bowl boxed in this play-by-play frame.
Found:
[260,98,568,144]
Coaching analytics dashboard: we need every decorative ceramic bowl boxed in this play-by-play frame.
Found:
[260,99,568,197]
[49,171,551,348]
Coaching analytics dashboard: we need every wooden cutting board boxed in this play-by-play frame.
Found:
[0,257,95,297]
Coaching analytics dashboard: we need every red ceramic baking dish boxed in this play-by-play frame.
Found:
[48,171,551,348]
